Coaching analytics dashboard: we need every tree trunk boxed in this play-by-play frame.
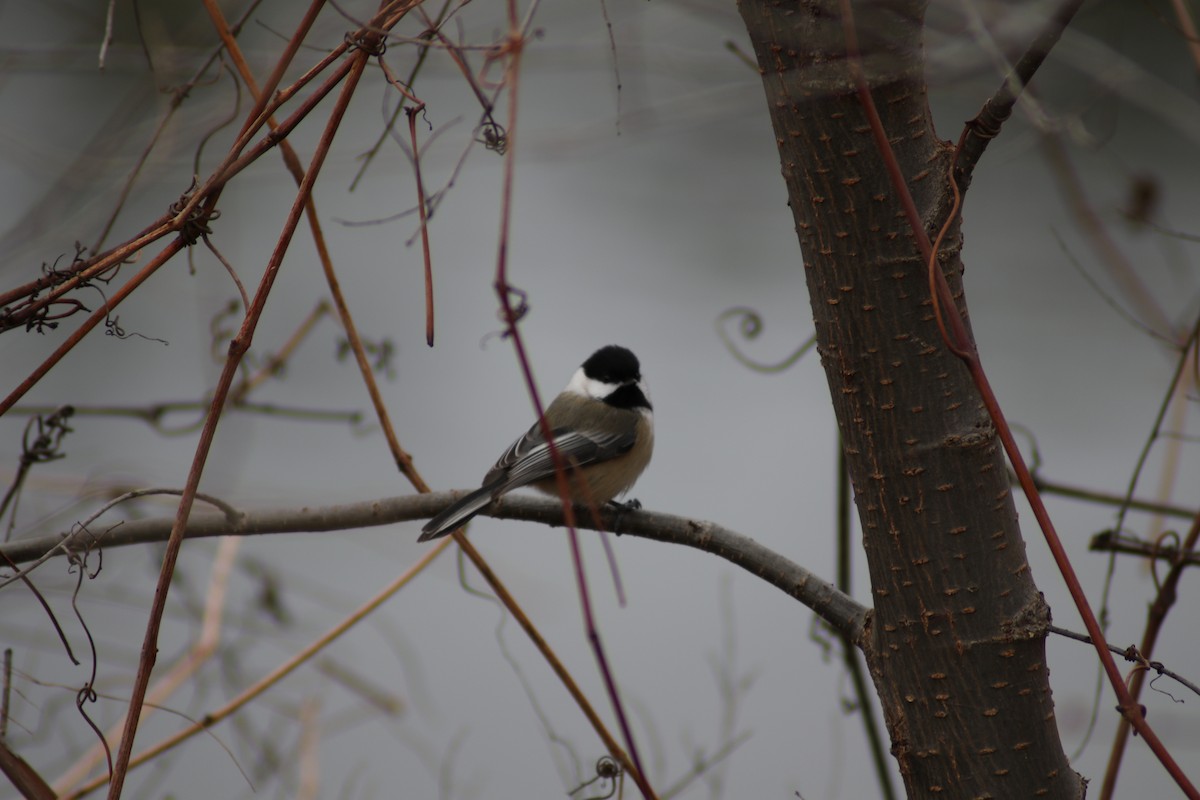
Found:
[735,1,1085,797]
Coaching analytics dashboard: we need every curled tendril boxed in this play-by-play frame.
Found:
[169,180,221,246]
[716,306,815,373]
[478,120,507,154]
[20,405,74,467]
[344,30,387,57]
[105,315,168,345]
[569,756,620,799]
[478,286,530,348]
[1148,529,1181,593]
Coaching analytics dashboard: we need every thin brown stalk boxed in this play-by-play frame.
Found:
[1035,475,1200,521]
[452,533,653,793]
[349,0,457,189]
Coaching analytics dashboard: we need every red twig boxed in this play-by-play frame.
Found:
[486,3,655,796]
[406,105,436,346]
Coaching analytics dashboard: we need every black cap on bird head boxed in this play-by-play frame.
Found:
[582,345,641,385]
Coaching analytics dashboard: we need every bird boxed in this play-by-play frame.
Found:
[419,345,653,541]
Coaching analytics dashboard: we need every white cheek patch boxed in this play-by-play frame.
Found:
[564,367,619,400]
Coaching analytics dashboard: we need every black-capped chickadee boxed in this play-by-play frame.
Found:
[419,345,653,541]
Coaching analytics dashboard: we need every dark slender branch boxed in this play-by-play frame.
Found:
[1101,501,1200,799]
[1033,473,1200,522]
[954,0,1085,192]
[3,493,869,640]
[1089,530,1200,566]
[1049,625,1200,701]
[11,401,361,435]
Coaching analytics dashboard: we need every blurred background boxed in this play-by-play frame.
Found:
[1,0,1199,797]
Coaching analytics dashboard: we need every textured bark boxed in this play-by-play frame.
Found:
[735,1,1085,798]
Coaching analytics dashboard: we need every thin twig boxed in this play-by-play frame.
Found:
[53,538,242,794]
[1099,504,1200,799]
[349,0,456,189]
[1049,625,1200,700]
[98,0,117,70]
[3,493,869,638]
[1089,530,1200,566]
[90,0,267,254]
[405,104,435,346]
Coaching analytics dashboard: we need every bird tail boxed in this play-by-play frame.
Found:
[419,484,501,541]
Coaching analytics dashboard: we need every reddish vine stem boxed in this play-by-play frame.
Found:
[406,105,436,346]
[839,1,1197,795]
[486,2,654,796]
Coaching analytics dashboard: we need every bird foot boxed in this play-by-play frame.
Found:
[606,498,642,534]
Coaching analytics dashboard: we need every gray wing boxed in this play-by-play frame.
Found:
[419,421,634,541]
[483,422,635,491]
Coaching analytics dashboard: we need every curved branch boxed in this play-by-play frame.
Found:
[4,492,868,640]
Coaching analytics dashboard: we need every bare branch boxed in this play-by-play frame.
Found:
[4,493,868,639]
